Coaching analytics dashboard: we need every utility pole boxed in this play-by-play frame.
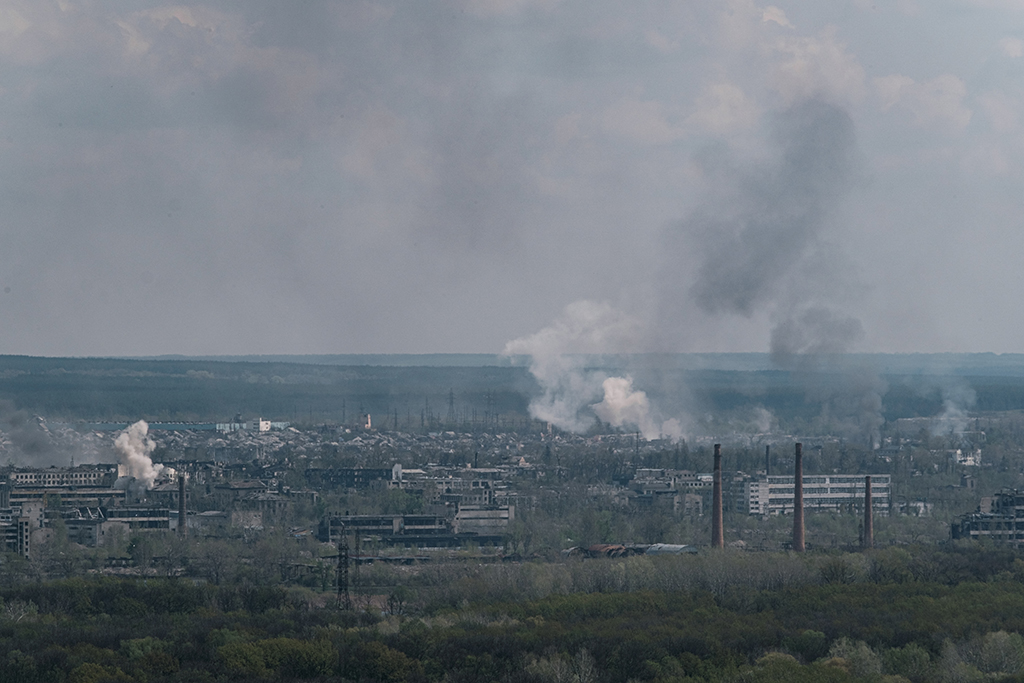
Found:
[337,528,351,611]
[352,534,360,599]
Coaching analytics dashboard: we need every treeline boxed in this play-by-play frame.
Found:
[4,546,1024,681]
[8,355,1024,427]
[0,356,531,424]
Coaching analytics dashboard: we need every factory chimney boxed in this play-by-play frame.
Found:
[793,443,805,552]
[712,444,724,549]
[765,445,771,476]
[178,472,187,538]
[863,475,873,549]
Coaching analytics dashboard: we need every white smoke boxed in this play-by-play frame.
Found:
[751,406,775,433]
[504,301,686,440]
[114,420,164,490]
[508,101,869,443]
[503,301,627,432]
[591,376,684,440]
[931,383,976,437]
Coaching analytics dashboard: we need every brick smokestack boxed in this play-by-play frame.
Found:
[765,445,771,476]
[863,475,873,549]
[178,472,187,538]
[793,443,805,552]
[712,444,724,549]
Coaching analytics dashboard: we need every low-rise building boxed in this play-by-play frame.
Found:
[743,474,891,516]
[453,504,514,534]
[953,490,1024,547]
[8,465,118,488]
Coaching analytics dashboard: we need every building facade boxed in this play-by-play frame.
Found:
[952,490,1024,547]
[744,474,891,516]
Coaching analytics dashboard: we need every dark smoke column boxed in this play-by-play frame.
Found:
[712,444,724,549]
[793,443,805,552]
[863,475,873,549]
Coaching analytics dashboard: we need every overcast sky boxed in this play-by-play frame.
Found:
[1,0,1022,356]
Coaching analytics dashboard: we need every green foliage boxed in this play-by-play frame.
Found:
[828,638,882,678]
[67,661,131,683]
[739,652,855,682]
[217,641,268,678]
[883,643,932,682]
[345,640,419,682]
[5,549,1024,682]
[784,629,830,663]
[214,637,339,680]
[977,630,1024,675]
[261,638,335,679]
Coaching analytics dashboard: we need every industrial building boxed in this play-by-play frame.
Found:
[318,512,506,548]
[952,490,1024,547]
[744,474,891,516]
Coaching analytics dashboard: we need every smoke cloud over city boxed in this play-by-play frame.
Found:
[0,3,1018,358]
[114,420,164,490]
[509,98,883,441]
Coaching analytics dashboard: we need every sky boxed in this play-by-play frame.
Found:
[1,0,1022,356]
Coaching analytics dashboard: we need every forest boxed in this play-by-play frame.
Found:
[3,354,1024,428]
[3,546,1024,682]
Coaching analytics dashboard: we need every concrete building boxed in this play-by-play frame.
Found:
[8,465,118,488]
[318,513,452,544]
[453,504,514,534]
[953,490,1024,546]
[103,506,172,531]
[0,507,31,557]
[743,474,891,516]
[304,466,398,490]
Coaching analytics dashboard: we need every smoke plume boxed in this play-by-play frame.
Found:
[591,376,684,441]
[769,307,887,445]
[504,302,687,439]
[0,402,57,465]
[679,98,886,444]
[503,301,630,433]
[931,382,977,437]
[114,420,164,490]
[688,99,857,318]
[0,401,108,466]
[508,100,881,442]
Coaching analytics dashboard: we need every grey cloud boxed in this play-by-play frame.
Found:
[770,307,864,365]
[687,99,857,316]
[0,1,1021,356]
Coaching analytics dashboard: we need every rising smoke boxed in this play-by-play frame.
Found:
[0,401,109,466]
[687,99,857,317]
[503,300,630,434]
[931,381,977,437]
[769,307,888,446]
[0,402,57,465]
[682,99,887,444]
[503,301,685,439]
[591,376,684,441]
[508,99,885,443]
[114,420,164,490]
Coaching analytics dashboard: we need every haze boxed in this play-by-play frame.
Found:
[1,1,1021,356]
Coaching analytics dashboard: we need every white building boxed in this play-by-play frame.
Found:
[744,474,891,516]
